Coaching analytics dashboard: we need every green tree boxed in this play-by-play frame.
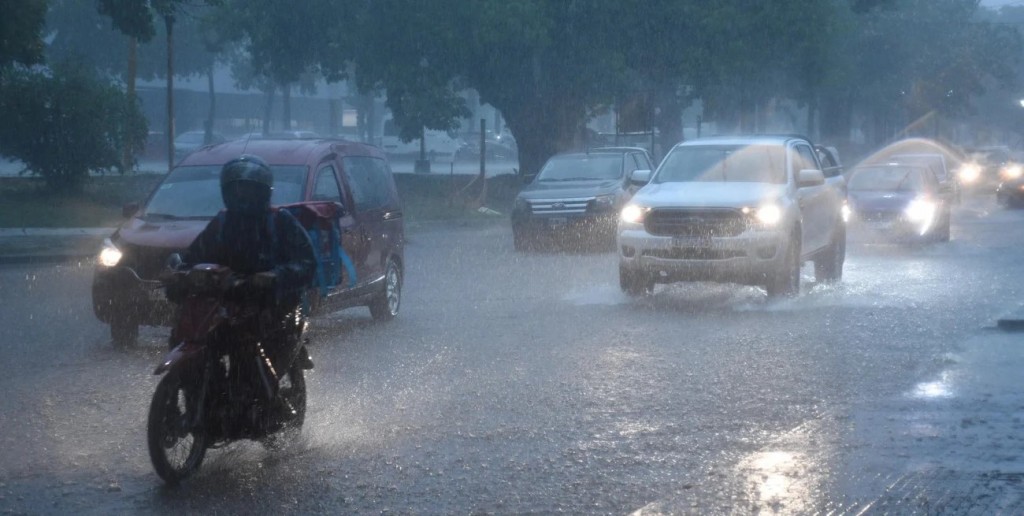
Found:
[0,63,148,193]
[0,0,47,69]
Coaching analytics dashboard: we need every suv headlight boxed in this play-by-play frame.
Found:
[98,238,123,267]
[958,163,982,184]
[620,204,649,224]
[1002,164,1023,180]
[904,197,937,234]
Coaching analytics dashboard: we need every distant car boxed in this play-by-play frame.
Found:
[173,130,226,162]
[617,135,847,298]
[92,138,405,347]
[846,163,951,242]
[996,174,1024,208]
[511,147,654,250]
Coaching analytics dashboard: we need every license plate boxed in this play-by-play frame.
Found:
[548,217,567,227]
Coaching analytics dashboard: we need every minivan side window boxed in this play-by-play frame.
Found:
[312,165,343,203]
[341,156,396,212]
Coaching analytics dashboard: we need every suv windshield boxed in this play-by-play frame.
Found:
[655,144,787,184]
[143,165,307,219]
[848,166,926,192]
[536,154,622,181]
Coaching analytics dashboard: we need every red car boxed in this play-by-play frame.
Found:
[92,138,405,347]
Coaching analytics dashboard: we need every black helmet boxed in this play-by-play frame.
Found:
[220,154,272,215]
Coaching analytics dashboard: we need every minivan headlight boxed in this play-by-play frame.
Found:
[98,238,123,267]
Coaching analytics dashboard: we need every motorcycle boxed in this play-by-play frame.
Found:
[147,259,312,484]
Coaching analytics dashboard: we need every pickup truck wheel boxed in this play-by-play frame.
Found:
[110,319,139,348]
[369,258,402,321]
[814,225,845,283]
[766,240,800,298]
[620,266,653,297]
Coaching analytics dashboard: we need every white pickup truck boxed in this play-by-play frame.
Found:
[617,135,847,297]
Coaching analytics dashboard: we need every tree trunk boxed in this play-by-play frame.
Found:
[282,82,292,130]
[503,96,585,181]
[654,84,684,162]
[123,36,137,174]
[263,84,275,134]
[205,62,215,144]
[165,14,175,173]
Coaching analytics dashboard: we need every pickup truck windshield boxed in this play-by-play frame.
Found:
[536,154,623,181]
[655,144,786,184]
[143,165,307,219]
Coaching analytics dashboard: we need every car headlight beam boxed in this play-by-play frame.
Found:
[98,238,123,267]
[904,198,937,234]
[958,163,982,184]
[755,204,782,226]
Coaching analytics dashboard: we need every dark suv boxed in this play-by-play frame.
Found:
[511,147,654,250]
[92,138,405,347]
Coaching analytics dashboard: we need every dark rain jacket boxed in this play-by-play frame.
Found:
[183,208,317,311]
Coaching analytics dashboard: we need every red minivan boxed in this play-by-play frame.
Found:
[92,138,405,347]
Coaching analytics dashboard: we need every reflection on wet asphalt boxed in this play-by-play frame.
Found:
[0,196,1022,513]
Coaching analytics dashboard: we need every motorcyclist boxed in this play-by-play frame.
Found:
[175,154,317,413]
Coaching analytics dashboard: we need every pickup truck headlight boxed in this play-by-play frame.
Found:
[754,204,782,226]
[620,204,649,224]
[592,194,615,210]
[98,238,123,267]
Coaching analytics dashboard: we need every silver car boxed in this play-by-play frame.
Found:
[617,135,847,297]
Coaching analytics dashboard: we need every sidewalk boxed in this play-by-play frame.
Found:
[0,227,111,265]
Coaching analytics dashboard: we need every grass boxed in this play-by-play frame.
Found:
[0,172,522,228]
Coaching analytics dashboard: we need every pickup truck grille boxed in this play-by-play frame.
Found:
[527,197,593,215]
[645,208,748,237]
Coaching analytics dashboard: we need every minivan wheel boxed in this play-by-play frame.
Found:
[620,266,653,297]
[814,225,845,283]
[766,240,800,298]
[111,319,139,348]
[369,258,402,321]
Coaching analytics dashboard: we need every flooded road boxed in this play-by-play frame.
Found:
[1,195,1021,513]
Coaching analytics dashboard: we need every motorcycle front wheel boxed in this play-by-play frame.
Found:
[262,364,307,450]
[147,372,208,484]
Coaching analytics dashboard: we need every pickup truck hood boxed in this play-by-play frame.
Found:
[114,217,209,250]
[519,179,622,200]
[633,182,787,209]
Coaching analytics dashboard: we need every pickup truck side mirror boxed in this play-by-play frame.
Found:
[629,169,652,185]
[797,169,825,188]
[122,202,140,218]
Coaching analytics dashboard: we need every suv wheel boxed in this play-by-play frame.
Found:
[814,225,845,283]
[766,240,800,298]
[369,258,402,321]
[111,319,138,348]
[620,266,653,297]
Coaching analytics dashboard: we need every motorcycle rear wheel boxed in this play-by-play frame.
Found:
[147,373,207,484]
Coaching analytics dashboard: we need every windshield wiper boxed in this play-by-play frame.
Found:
[143,213,186,220]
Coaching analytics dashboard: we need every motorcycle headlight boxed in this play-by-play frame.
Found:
[98,238,123,267]
[620,204,649,224]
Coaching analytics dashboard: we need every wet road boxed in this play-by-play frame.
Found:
[0,195,1022,514]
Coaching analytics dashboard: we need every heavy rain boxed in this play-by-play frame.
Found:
[2,0,1024,514]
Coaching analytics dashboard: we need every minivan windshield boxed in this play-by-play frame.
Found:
[143,165,307,219]
[654,144,787,184]
[536,154,623,181]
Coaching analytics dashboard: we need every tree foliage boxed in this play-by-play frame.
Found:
[0,0,47,69]
[0,63,148,193]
